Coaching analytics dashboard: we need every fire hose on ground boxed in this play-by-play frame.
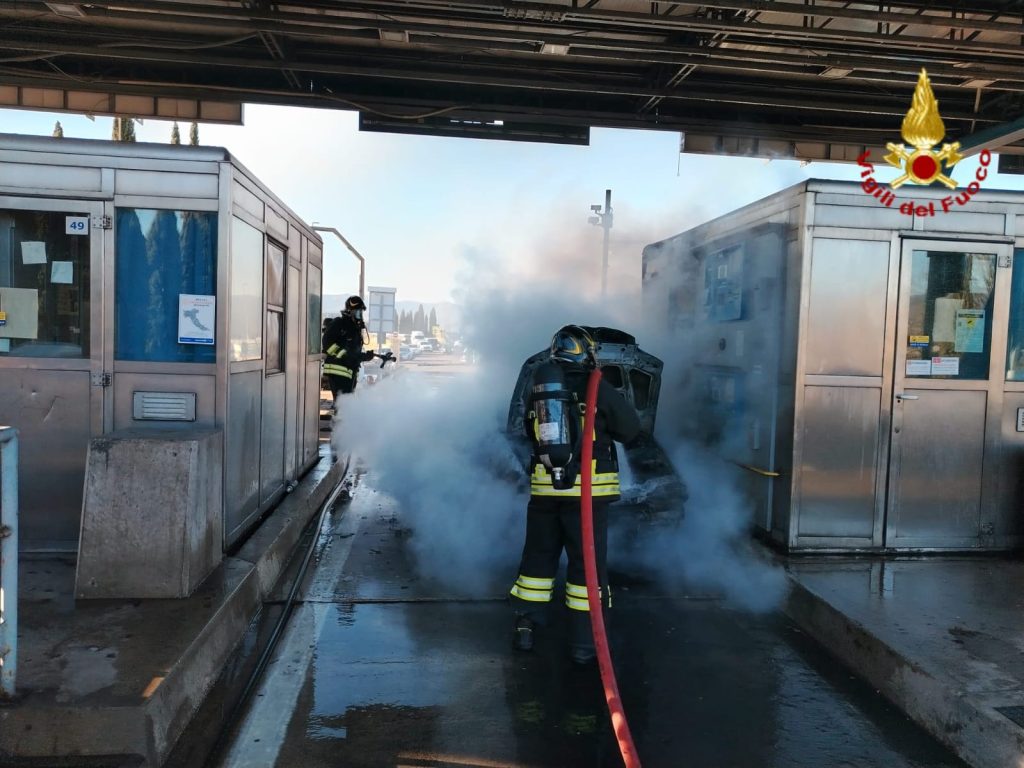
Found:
[580,368,642,768]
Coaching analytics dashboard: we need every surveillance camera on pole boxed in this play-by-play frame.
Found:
[587,190,613,296]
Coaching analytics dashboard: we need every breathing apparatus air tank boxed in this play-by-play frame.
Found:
[528,361,580,490]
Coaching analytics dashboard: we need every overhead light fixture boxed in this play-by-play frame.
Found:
[45,3,85,16]
[961,78,994,89]
[819,67,852,79]
[379,29,410,43]
[541,42,570,55]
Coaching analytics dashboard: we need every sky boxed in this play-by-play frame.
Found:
[4,104,1024,305]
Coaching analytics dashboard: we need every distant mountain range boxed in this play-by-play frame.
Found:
[323,295,462,331]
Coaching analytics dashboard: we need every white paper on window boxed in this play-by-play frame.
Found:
[51,261,73,284]
[21,241,47,265]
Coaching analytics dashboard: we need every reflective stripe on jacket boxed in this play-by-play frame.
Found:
[523,365,640,501]
[528,412,620,497]
[322,314,364,378]
[530,461,620,497]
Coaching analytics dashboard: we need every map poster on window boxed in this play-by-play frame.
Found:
[954,309,985,354]
[178,294,215,345]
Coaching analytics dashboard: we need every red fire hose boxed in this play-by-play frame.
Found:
[580,368,642,768]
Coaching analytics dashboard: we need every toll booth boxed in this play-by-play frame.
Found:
[643,179,1024,552]
[0,134,324,568]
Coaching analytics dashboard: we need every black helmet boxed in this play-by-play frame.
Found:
[550,325,596,366]
[344,295,366,313]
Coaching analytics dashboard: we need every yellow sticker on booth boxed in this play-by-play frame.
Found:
[909,335,929,344]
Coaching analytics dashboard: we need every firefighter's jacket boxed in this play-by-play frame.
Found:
[322,314,366,381]
[524,364,641,500]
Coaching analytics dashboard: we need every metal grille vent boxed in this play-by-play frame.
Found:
[132,391,197,422]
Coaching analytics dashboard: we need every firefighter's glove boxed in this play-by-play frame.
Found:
[361,350,376,362]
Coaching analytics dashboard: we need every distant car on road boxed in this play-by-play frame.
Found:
[420,338,440,352]
[399,344,414,360]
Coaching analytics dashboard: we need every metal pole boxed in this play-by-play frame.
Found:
[601,189,612,298]
[312,226,366,300]
[0,427,19,698]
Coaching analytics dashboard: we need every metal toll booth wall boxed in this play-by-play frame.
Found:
[644,179,1024,553]
[0,135,323,582]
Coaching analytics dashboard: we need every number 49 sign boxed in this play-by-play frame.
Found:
[65,216,89,235]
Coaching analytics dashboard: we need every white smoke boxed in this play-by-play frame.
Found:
[331,368,524,596]
[619,441,789,613]
[333,212,787,611]
[632,306,790,612]
[332,245,632,596]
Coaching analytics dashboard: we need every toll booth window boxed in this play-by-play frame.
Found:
[229,217,263,362]
[630,369,652,410]
[1006,250,1024,381]
[307,264,322,355]
[601,365,624,389]
[905,250,995,380]
[0,209,90,358]
[266,310,283,373]
[115,209,217,363]
[266,241,285,374]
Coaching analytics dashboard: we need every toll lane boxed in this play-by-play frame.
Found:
[217,472,965,768]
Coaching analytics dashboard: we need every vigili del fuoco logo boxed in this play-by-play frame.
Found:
[858,68,991,216]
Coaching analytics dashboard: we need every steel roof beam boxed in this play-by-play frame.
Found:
[6,5,1024,84]
[8,0,1023,59]
[0,66,912,139]
[665,1,1024,35]
[0,35,999,119]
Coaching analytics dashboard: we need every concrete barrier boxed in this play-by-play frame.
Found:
[76,429,223,599]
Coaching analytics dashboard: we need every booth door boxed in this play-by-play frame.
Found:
[0,198,107,550]
[887,239,1012,549]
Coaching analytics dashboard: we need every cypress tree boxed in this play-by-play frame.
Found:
[112,117,137,142]
[171,122,181,145]
[52,121,64,138]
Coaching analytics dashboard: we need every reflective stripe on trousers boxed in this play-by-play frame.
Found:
[509,574,554,603]
[565,580,611,611]
[509,576,611,610]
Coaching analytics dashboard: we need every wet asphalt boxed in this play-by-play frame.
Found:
[213,355,966,768]
[215,473,966,768]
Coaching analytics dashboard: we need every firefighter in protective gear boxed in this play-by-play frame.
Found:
[509,325,641,664]
[322,296,375,400]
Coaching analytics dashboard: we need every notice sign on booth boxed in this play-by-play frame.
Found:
[178,294,215,345]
